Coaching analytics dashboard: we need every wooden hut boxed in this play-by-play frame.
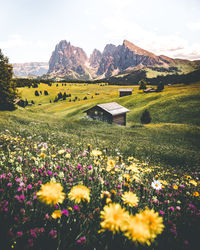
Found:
[143,87,156,93]
[84,102,130,126]
[118,88,133,97]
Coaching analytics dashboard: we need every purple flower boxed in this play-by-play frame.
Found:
[17,231,23,237]
[27,184,32,189]
[26,201,32,206]
[88,165,92,170]
[47,170,53,175]
[62,209,69,216]
[168,206,175,212]
[73,205,80,211]
[49,230,57,239]
[77,236,86,244]
[159,210,165,215]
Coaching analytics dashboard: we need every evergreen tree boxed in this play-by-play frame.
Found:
[139,79,147,90]
[156,82,165,92]
[140,109,151,124]
[0,50,18,110]
[63,92,67,100]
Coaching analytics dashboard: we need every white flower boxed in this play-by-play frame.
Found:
[151,180,162,190]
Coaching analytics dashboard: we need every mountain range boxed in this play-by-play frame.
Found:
[12,40,200,81]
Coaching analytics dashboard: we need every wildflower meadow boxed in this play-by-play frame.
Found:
[0,131,199,250]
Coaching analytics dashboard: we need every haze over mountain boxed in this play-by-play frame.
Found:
[13,62,48,77]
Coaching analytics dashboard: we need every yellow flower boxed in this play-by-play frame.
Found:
[189,180,197,186]
[106,159,115,172]
[124,215,151,245]
[37,182,65,206]
[68,185,90,203]
[65,153,71,159]
[123,173,132,182]
[193,191,199,197]
[173,184,178,190]
[107,159,115,168]
[40,152,46,159]
[101,191,110,199]
[51,210,62,219]
[91,149,102,157]
[159,180,168,186]
[100,203,129,234]
[126,163,139,173]
[138,208,164,239]
[52,154,57,158]
[58,149,65,155]
[122,192,139,207]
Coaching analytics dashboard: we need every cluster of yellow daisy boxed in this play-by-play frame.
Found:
[100,203,164,246]
[37,183,90,206]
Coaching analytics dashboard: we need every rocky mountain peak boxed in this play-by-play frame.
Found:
[102,44,117,56]
[48,40,89,79]
[89,49,102,68]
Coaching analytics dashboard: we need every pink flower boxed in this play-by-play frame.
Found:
[47,170,53,175]
[49,230,57,239]
[27,184,32,189]
[17,156,22,163]
[7,183,12,187]
[73,205,80,211]
[159,210,165,215]
[62,209,69,216]
[17,231,23,237]
[77,236,86,244]
[168,206,175,212]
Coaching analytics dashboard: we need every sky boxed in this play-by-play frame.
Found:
[0,0,200,63]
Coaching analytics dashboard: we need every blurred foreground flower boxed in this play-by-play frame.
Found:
[100,203,129,234]
[125,208,164,245]
[68,185,90,203]
[37,182,65,206]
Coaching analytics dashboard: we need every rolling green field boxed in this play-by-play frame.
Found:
[0,82,200,170]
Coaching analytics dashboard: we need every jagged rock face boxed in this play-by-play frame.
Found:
[47,39,173,80]
[96,40,172,77]
[48,40,88,78]
[13,62,48,77]
[89,49,102,68]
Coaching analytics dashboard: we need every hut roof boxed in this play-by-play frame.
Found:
[118,88,133,92]
[85,102,130,116]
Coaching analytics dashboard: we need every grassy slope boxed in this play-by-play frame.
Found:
[0,82,200,170]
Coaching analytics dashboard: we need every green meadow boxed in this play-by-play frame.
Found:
[0,82,200,170]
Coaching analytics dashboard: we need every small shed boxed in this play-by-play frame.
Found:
[84,102,130,126]
[118,88,133,97]
[143,87,156,93]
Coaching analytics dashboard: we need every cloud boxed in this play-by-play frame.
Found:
[187,22,200,31]
[102,17,200,60]
[0,35,54,63]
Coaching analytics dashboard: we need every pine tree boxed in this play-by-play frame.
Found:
[140,109,151,124]
[0,50,18,110]
[156,82,165,92]
[139,79,147,90]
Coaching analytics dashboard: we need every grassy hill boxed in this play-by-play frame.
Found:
[0,82,200,170]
